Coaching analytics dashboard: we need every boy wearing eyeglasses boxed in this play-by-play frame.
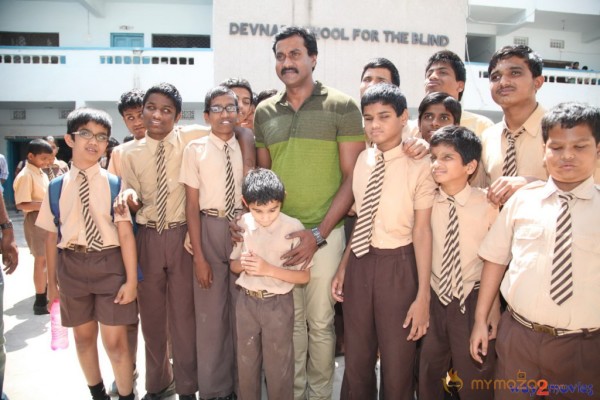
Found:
[180,86,246,400]
[35,108,138,400]
[13,138,53,315]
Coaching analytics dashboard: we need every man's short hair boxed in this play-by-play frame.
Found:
[272,26,318,56]
[425,50,467,100]
[66,108,112,137]
[430,125,482,167]
[488,45,543,78]
[220,78,253,98]
[242,168,285,206]
[203,86,238,113]
[27,139,53,156]
[541,102,600,144]
[361,83,407,116]
[361,57,400,87]
[117,88,145,116]
[143,83,182,116]
[418,92,462,125]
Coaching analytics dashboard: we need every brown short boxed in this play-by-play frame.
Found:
[24,211,47,257]
[57,247,138,327]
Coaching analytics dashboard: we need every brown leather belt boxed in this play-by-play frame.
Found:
[244,288,277,299]
[201,208,243,218]
[508,306,600,337]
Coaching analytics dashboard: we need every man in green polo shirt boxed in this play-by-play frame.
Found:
[254,26,364,400]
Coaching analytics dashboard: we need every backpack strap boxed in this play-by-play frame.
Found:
[48,175,65,243]
[106,173,121,221]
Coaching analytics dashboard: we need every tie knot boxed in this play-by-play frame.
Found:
[447,195,455,204]
[504,127,524,142]
[79,170,87,180]
[559,192,574,203]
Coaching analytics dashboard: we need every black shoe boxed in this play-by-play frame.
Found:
[142,380,176,400]
[203,394,234,400]
[33,303,49,315]
[179,395,197,400]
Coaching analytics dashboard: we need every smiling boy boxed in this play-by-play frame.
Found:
[332,83,436,399]
[418,92,462,143]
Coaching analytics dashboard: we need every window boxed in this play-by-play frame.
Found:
[513,37,528,46]
[11,110,26,120]
[152,34,210,48]
[550,39,565,49]
[181,111,195,120]
[0,32,59,46]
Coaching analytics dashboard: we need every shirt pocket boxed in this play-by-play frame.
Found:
[513,224,545,267]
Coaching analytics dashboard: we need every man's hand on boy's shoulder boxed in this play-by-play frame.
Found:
[402,137,430,160]
[114,188,140,215]
[228,214,245,244]
[487,176,531,206]
[283,228,317,269]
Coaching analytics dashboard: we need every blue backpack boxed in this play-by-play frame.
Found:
[48,173,121,243]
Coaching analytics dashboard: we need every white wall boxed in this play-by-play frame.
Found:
[213,0,468,108]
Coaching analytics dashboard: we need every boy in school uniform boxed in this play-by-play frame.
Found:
[180,86,244,400]
[13,138,53,314]
[331,83,437,400]
[470,102,600,399]
[230,168,311,400]
[417,92,462,143]
[419,126,499,400]
[36,108,138,400]
[43,136,69,180]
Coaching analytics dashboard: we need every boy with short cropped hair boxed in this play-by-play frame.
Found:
[331,83,436,399]
[180,85,245,400]
[230,168,310,400]
[471,102,600,399]
[418,92,462,143]
[36,107,138,400]
[419,126,498,400]
[13,138,53,314]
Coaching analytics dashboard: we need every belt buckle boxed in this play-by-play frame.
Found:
[218,210,226,218]
[532,322,557,336]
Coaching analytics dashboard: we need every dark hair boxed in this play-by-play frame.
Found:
[541,102,600,144]
[418,92,462,124]
[28,138,53,155]
[117,88,145,116]
[361,57,400,87]
[66,107,112,137]
[425,50,466,100]
[220,78,253,99]
[256,89,278,105]
[272,26,318,56]
[123,134,135,143]
[361,83,407,116]
[203,86,238,113]
[242,168,285,206]
[430,125,482,168]
[488,45,543,78]
[143,82,182,115]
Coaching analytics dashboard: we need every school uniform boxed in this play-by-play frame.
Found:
[479,177,600,400]
[179,132,243,399]
[478,105,548,187]
[419,185,498,400]
[107,139,139,177]
[341,144,437,400]
[120,124,209,396]
[13,163,49,257]
[231,212,309,400]
[35,163,137,326]
[43,159,69,180]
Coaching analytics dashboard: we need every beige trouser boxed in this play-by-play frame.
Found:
[293,226,345,400]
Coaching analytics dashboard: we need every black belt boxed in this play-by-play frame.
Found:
[508,305,599,337]
[143,220,186,230]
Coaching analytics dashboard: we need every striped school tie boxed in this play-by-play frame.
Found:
[351,153,385,258]
[550,192,575,305]
[501,127,525,177]
[79,171,103,251]
[438,196,466,313]
[224,143,235,221]
[47,167,55,181]
[155,141,168,234]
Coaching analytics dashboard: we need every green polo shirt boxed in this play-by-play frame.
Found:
[254,81,364,228]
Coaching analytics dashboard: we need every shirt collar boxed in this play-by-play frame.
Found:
[208,132,238,151]
[540,176,596,201]
[276,81,327,106]
[71,162,101,180]
[245,212,282,234]
[436,184,472,207]
[501,104,546,138]
[370,143,405,162]
[143,127,177,154]
[25,162,43,174]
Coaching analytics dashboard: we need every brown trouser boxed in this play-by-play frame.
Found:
[419,288,495,400]
[195,215,238,398]
[137,224,197,395]
[341,244,418,400]
[236,290,294,400]
[495,312,600,400]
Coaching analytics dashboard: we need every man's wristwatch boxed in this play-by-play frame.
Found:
[0,220,13,230]
[311,227,327,248]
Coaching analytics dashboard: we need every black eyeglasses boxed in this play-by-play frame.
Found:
[73,129,109,142]
[209,105,238,114]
